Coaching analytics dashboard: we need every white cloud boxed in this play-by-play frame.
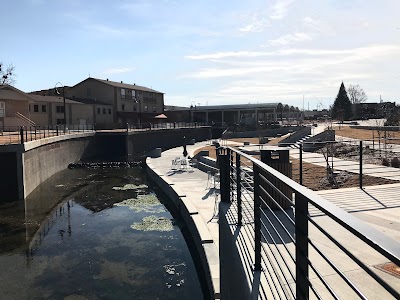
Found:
[239,15,270,33]
[266,32,312,46]
[103,67,135,75]
[270,0,295,20]
[183,44,400,79]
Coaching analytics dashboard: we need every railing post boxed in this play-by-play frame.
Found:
[236,152,242,226]
[20,127,24,144]
[44,126,46,138]
[299,143,303,185]
[34,126,37,140]
[253,164,262,271]
[25,126,28,142]
[56,125,59,136]
[359,140,363,189]
[218,148,230,203]
[295,193,309,299]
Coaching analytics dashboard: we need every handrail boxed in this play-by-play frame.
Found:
[15,112,36,126]
[225,146,400,265]
[219,145,400,299]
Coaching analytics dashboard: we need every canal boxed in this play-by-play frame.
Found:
[0,167,204,299]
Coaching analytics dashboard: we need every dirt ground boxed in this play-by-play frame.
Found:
[194,140,398,191]
[334,126,400,143]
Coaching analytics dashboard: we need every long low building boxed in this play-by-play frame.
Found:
[165,103,302,126]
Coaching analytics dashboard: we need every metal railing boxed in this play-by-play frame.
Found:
[218,146,400,299]
[0,125,95,145]
[293,138,400,190]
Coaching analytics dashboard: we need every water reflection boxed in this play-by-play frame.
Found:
[0,168,204,299]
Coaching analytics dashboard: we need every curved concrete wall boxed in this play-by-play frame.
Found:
[23,136,94,198]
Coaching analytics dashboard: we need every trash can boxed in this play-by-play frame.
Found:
[259,147,293,209]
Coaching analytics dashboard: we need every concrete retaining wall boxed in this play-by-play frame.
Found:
[126,127,211,159]
[223,126,304,139]
[349,125,400,131]
[23,136,94,198]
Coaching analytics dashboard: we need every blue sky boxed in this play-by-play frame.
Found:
[2,0,399,109]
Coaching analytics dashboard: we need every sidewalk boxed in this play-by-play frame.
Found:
[146,141,221,298]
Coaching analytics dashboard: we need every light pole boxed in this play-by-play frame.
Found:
[55,82,66,132]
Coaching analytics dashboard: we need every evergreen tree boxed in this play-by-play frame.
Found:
[331,82,352,120]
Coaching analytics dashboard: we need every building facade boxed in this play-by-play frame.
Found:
[68,77,164,126]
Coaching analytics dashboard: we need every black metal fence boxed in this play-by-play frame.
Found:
[293,138,400,190]
[218,146,400,299]
[0,125,95,145]
[0,123,210,145]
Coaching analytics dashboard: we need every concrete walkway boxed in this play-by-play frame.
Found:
[146,141,222,299]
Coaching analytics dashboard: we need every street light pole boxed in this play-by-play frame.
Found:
[55,82,66,133]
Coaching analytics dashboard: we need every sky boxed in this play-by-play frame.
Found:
[1,0,399,109]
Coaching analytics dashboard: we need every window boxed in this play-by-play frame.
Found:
[103,108,106,114]
[122,104,125,111]
[133,107,137,112]
[97,108,100,114]
[153,106,156,112]
[132,90,136,98]
[56,119,64,125]
[121,88,125,98]
[144,105,148,112]
[56,106,64,113]
[108,108,111,114]
[34,105,39,112]
[42,105,46,113]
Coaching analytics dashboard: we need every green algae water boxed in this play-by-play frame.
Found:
[0,167,204,299]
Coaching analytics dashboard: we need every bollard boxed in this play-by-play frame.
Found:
[56,125,59,136]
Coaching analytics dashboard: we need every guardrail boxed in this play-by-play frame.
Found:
[0,125,95,145]
[217,146,400,299]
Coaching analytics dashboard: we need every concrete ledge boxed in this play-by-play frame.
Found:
[146,159,219,299]
[180,197,199,215]
[192,214,213,243]
[24,132,96,151]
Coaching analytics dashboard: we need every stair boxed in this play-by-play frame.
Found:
[15,112,35,126]
[290,135,313,149]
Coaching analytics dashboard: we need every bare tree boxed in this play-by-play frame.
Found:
[0,62,16,85]
[348,84,367,104]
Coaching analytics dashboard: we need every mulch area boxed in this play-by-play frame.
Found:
[193,140,399,191]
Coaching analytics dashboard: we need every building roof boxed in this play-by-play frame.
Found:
[0,84,37,101]
[194,103,283,111]
[30,94,84,105]
[74,77,163,94]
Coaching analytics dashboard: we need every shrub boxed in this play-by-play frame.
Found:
[391,157,400,168]
[382,158,390,166]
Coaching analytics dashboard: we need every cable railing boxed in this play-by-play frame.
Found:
[217,146,400,299]
[292,138,400,190]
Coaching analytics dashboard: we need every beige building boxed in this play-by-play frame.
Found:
[0,85,35,127]
[68,77,164,126]
[0,84,112,128]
